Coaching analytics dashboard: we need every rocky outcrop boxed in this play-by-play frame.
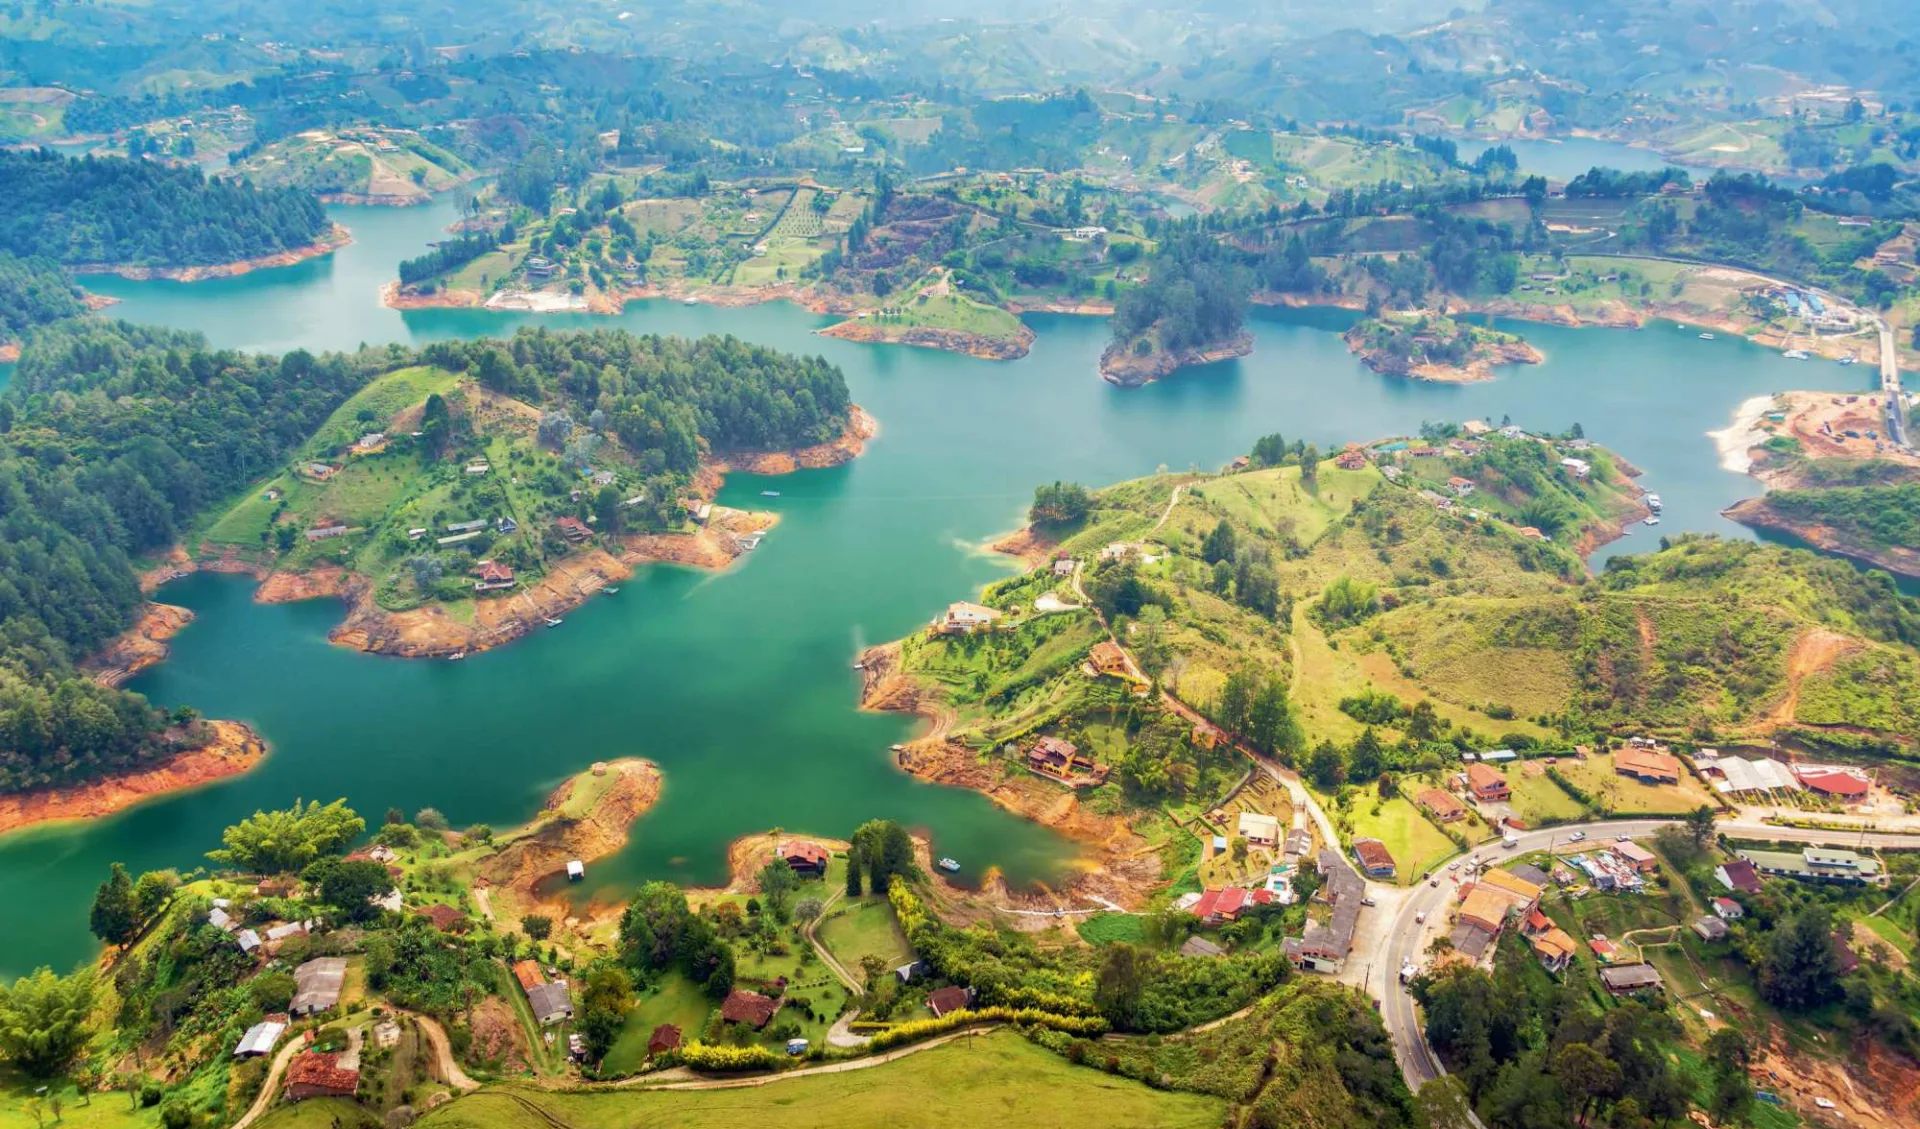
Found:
[87,603,195,687]
[1099,330,1254,387]
[1724,496,1920,579]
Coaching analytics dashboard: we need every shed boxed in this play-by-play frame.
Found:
[289,957,348,1016]
[234,1020,286,1059]
[926,986,973,1018]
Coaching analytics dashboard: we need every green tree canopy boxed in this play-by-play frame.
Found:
[0,967,97,1077]
[206,799,365,873]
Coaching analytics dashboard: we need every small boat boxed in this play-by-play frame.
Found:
[567,860,585,881]
[544,617,563,628]
[1645,493,1662,512]
[448,652,466,661]
[1839,355,1858,365]
[602,587,619,595]
[1784,349,1809,360]
[1645,516,1661,526]
[682,296,699,306]
[937,857,961,873]
[760,490,781,497]
[1698,332,1715,340]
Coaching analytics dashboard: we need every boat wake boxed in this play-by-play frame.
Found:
[1709,394,1774,474]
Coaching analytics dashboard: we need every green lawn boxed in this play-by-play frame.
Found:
[816,895,912,974]
[249,1099,381,1129]
[420,1032,1226,1129]
[1507,768,1587,825]
[601,970,714,1075]
[0,1078,160,1129]
[1556,756,1717,815]
[1332,783,1458,884]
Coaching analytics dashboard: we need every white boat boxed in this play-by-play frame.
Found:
[544,617,563,628]
[1784,349,1809,360]
[448,652,466,661]
[602,587,619,595]
[1645,493,1662,512]
[1698,332,1715,340]
[682,296,699,306]
[566,860,585,881]
[760,490,781,497]
[1840,355,1858,365]
[937,857,961,873]
[1645,516,1661,526]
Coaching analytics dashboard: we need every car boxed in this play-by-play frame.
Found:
[1361,895,1377,907]
[1415,911,1428,924]
[1429,878,1440,887]
[1447,861,1460,871]
[1570,831,1587,842]
[1616,834,1633,843]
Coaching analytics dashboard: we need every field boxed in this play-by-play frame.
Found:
[601,970,715,1075]
[1328,782,1457,883]
[1555,754,1717,815]
[0,1077,160,1129]
[251,1099,381,1129]
[1506,764,1588,824]
[417,1033,1226,1129]
[1176,463,1378,547]
[816,894,912,973]
[238,130,469,200]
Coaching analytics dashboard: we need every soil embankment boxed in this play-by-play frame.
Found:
[478,758,662,909]
[0,720,267,837]
[0,342,18,363]
[73,224,351,282]
[1099,330,1253,386]
[88,603,195,687]
[817,319,1035,361]
[712,403,877,475]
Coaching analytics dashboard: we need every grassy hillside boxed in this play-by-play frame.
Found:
[236,129,470,201]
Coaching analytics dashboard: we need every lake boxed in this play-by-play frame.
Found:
[0,200,1869,976]
[1458,137,1713,184]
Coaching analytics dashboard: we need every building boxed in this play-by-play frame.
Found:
[1088,641,1138,680]
[1794,766,1871,798]
[305,524,348,542]
[1459,886,1517,934]
[1283,850,1364,974]
[1027,736,1097,779]
[589,470,617,487]
[778,840,829,877]
[1707,755,1801,795]
[935,601,999,635]
[1352,838,1396,878]
[1715,859,1763,894]
[1417,787,1467,822]
[555,516,593,543]
[1599,964,1664,996]
[1612,842,1658,873]
[285,1052,359,1101]
[301,462,338,481]
[209,906,235,931]
[1335,447,1368,470]
[472,560,516,592]
[926,986,973,1018]
[495,516,517,534]
[289,958,347,1016]
[1559,457,1590,479]
[1466,763,1510,803]
[465,460,491,476]
[1447,476,1476,496]
[416,904,467,933]
[1530,927,1579,973]
[1478,868,1543,912]
[1284,828,1313,859]
[1615,747,1681,784]
[1692,917,1731,942]
[1238,811,1281,847]
[234,1020,286,1059]
[1711,897,1745,920]
[1450,921,1496,961]
[721,988,780,1028]
[1738,847,1883,885]
[647,1024,682,1056]
[527,981,573,1026]
[512,959,545,993]
[1051,557,1075,577]
[1190,886,1275,924]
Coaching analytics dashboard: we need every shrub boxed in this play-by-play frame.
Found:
[677,1042,784,1072]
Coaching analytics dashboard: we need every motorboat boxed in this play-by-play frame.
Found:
[937,857,961,872]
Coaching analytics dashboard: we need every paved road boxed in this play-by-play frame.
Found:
[1872,313,1909,448]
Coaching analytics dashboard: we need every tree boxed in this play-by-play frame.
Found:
[521,914,554,941]
[1029,481,1092,528]
[1202,519,1238,565]
[1299,445,1319,491]
[132,870,179,921]
[1552,1042,1622,1124]
[595,485,624,535]
[303,857,395,924]
[0,967,97,1077]
[1094,943,1145,1029]
[1704,1028,1754,1125]
[89,863,140,949]
[1758,905,1844,1011]
[620,882,691,971]
[852,820,916,893]
[207,799,365,873]
[845,847,865,897]
[793,898,825,926]
[415,807,449,831]
[577,965,634,1062]
[757,859,801,924]
[1307,741,1346,789]
[1683,805,1716,849]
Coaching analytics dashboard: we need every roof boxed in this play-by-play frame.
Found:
[513,959,545,992]
[1460,887,1516,931]
[1417,788,1466,818]
[721,989,779,1028]
[1286,849,1364,961]
[1614,842,1657,865]
[1599,964,1663,991]
[526,982,573,1024]
[647,1024,682,1053]
[1711,897,1743,916]
[1449,921,1496,960]
[1509,863,1550,888]
[1466,763,1507,792]
[1615,747,1681,781]
[1352,838,1395,872]
[1191,886,1273,919]
[1479,868,1543,903]
[1717,859,1763,892]
[1692,917,1731,941]
[944,601,998,623]
[778,840,829,866]
[1795,766,1871,796]
[1715,756,1801,793]
[1180,936,1227,958]
[1238,811,1281,839]
[474,560,514,583]
[926,986,972,1018]
[286,1052,359,1094]
[234,1021,286,1057]
[1531,927,1579,961]
[290,958,347,1014]
[416,904,466,931]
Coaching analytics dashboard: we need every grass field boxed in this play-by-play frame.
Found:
[250,1099,381,1129]
[601,971,714,1075]
[1556,755,1716,815]
[0,1078,160,1129]
[816,895,912,974]
[1331,783,1457,883]
[420,1033,1226,1129]
[1507,766,1588,825]
[868,284,1028,344]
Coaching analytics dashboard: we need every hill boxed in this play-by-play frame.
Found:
[233,128,471,205]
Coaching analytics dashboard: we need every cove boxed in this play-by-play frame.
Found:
[0,200,1860,976]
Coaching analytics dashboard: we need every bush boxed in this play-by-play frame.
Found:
[865,1007,1108,1051]
[678,1041,784,1072]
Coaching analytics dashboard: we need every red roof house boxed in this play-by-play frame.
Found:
[926,986,973,1018]
[1715,859,1763,895]
[512,959,545,992]
[720,989,780,1028]
[555,516,593,542]
[1190,886,1274,924]
[1615,747,1681,784]
[647,1024,682,1055]
[1795,767,1870,797]
[777,840,829,876]
[286,1052,359,1101]
[1466,763,1510,802]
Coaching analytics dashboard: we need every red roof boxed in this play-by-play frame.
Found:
[720,989,779,1028]
[474,560,514,582]
[1466,763,1508,794]
[1795,767,1870,796]
[287,1052,359,1095]
[555,516,592,537]
[1352,839,1395,872]
[416,904,467,932]
[1615,747,1681,782]
[647,1024,682,1054]
[1718,859,1763,894]
[926,986,972,1018]
[1525,908,1551,932]
[778,840,829,867]
[513,959,545,992]
[1190,886,1273,920]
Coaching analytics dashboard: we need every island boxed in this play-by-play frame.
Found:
[1342,311,1543,382]
[817,269,1036,359]
[1098,236,1254,385]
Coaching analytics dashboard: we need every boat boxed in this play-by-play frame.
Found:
[602,587,619,596]
[1698,332,1715,340]
[544,617,563,628]
[1645,516,1661,526]
[761,490,781,497]
[937,857,961,873]
[566,860,585,881]
[448,652,466,661]
[1840,355,1859,365]
[1645,493,1662,512]
[681,296,699,306]
[1783,349,1809,360]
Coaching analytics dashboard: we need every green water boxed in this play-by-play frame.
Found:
[0,201,1865,976]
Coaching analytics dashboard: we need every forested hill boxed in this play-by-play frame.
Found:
[0,252,86,342]
[0,150,328,268]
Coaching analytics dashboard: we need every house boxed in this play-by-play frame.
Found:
[1459,886,1517,934]
[264,921,311,948]
[1450,922,1496,961]
[1615,747,1681,784]
[416,904,468,933]
[1738,847,1883,885]
[1478,868,1543,912]
[1509,863,1551,888]
[1352,838,1396,878]
[1190,886,1275,924]
[647,1024,682,1056]
[352,432,386,453]
[1335,447,1368,470]
[1284,829,1313,859]
[527,981,574,1026]
[1238,811,1281,847]
[1418,787,1467,822]
[1589,938,1619,963]
[1612,842,1658,873]
[1711,897,1745,920]
[926,986,973,1018]
[589,470,617,487]
[512,960,545,993]
[408,528,428,541]
[289,958,347,1016]
[234,1020,286,1059]
[1180,936,1227,958]
[1559,457,1590,479]
[445,519,490,534]
[1283,850,1364,974]
[495,516,518,534]
[209,906,236,931]
[1447,476,1476,497]
[1466,763,1510,803]
[472,560,516,592]
[1088,641,1138,680]
[465,460,490,476]
[720,988,780,1028]
[1795,766,1871,798]
[1530,927,1579,973]
[1715,859,1763,894]
[1051,556,1076,577]
[1599,964,1664,996]
[935,601,999,635]
[555,516,593,543]
[778,840,829,877]
[301,462,338,481]
[1027,736,1097,778]
[1692,917,1730,942]
[1705,755,1801,795]
[285,1052,359,1101]
[1478,749,1519,764]
[305,524,348,542]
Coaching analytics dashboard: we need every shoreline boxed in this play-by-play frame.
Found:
[816,319,1036,361]
[0,720,268,839]
[1341,321,1545,383]
[1099,329,1255,386]
[87,602,195,687]
[1722,497,1920,579]
[477,757,662,922]
[134,406,877,660]
[72,224,352,283]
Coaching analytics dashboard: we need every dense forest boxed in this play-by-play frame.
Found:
[1760,482,1920,555]
[0,253,87,342]
[0,150,328,268]
[1111,235,1250,353]
[418,328,851,474]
